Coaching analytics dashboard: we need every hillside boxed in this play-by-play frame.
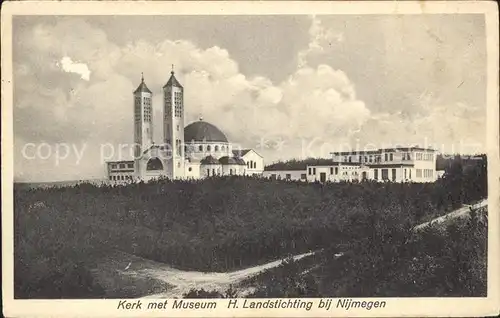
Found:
[237,202,487,298]
[14,155,487,298]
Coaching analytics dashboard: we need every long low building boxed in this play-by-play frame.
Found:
[262,170,307,182]
[264,146,440,183]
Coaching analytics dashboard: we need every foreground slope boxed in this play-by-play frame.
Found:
[14,157,487,298]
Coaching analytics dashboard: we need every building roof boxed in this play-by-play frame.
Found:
[218,156,237,165]
[331,150,381,155]
[163,70,183,89]
[307,162,362,167]
[331,146,436,156]
[219,156,246,165]
[232,149,251,157]
[232,149,263,158]
[382,147,436,152]
[234,157,246,165]
[184,120,229,143]
[142,144,163,154]
[200,155,220,165]
[107,160,134,164]
[367,163,415,168]
[134,74,152,94]
[265,158,338,171]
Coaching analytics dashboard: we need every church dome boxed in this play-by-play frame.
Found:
[219,156,246,165]
[201,155,220,165]
[184,120,228,143]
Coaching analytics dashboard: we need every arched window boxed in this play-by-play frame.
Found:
[247,162,250,168]
[199,145,203,151]
[221,145,225,151]
[147,158,163,171]
[253,162,256,169]
[215,145,219,151]
[207,145,211,151]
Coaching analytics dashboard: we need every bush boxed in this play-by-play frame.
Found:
[247,257,320,298]
[182,285,238,298]
[182,288,224,298]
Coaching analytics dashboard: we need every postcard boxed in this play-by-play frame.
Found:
[2,1,499,317]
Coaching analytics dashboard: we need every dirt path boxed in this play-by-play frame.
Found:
[103,251,316,299]
[100,199,487,299]
[413,199,487,231]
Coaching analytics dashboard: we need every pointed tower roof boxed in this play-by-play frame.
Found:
[134,73,152,94]
[163,65,183,89]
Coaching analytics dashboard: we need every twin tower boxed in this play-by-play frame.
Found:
[132,67,185,178]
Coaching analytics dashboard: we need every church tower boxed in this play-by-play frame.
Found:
[133,73,153,177]
[163,66,185,179]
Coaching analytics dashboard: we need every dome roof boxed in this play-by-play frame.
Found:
[201,155,220,165]
[218,156,237,165]
[184,120,228,143]
[219,156,246,165]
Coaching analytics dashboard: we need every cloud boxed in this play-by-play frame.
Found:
[350,95,485,155]
[296,15,486,154]
[59,56,91,81]
[298,15,344,68]
[15,16,369,181]
[12,15,486,181]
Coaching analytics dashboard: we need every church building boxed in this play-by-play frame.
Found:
[107,68,264,183]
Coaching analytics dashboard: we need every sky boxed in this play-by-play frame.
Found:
[12,14,487,182]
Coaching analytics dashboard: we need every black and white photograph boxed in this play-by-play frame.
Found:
[2,1,499,317]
